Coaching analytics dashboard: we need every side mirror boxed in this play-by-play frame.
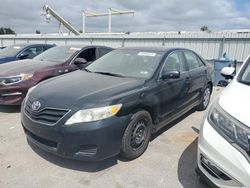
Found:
[74,58,88,65]
[161,70,180,80]
[18,52,29,59]
[221,67,235,80]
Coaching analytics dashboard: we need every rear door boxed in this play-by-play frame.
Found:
[183,51,207,104]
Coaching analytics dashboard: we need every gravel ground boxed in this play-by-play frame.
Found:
[0,87,223,188]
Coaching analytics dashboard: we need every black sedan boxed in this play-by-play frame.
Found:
[21,47,213,161]
[0,44,54,64]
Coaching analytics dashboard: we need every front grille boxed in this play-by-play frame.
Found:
[24,126,57,148]
[24,97,70,125]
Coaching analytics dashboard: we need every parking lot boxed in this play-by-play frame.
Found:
[0,87,222,188]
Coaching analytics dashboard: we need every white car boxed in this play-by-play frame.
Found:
[197,56,250,188]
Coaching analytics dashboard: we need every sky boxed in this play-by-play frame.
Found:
[0,0,249,34]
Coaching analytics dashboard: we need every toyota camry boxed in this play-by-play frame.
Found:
[22,47,213,161]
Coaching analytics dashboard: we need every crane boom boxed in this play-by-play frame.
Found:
[42,5,80,35]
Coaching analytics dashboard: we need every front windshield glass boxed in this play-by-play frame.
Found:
[0,45,24,57]
[87,49,164,79]
[239,59,250,85]
[34,46,81,63]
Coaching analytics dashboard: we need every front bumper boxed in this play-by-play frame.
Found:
[21,106,131,161]
[0,80,35,105]
[197,118,250,187]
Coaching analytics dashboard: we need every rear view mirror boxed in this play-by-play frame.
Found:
[74,58,88,65]
[161,71,180,80]
[221,67,235,80]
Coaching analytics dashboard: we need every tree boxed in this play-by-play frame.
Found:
[36,30,41,34]
[200,26,210,32]
[0,27,15,35]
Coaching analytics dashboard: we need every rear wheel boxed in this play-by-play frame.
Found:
[120,111,152,160]
[196,85,211,111]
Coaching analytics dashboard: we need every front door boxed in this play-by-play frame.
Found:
[156,51,191,126]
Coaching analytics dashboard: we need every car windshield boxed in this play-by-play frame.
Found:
[239,59,250,85]
[0,45,24,57]
[34,46,81,63]
[86,49,164,79]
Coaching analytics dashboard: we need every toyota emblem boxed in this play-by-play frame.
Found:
[31,101,41,111]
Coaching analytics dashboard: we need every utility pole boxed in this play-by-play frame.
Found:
[83,8,135,35]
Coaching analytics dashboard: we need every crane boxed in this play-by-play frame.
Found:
[82,8,135,34]
[41,5,80,35]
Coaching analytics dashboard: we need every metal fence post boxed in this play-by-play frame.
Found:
[218,36,225,58]
[122,37,125,47]
[162,36,166,46]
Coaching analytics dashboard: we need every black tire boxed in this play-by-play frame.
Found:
[120,111,152,160]
[196,84,212,111]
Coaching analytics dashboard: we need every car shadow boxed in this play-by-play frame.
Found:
[177,138,210,188]
[27,139,118,173]
[151,109,196,141]
[0,105,20,113]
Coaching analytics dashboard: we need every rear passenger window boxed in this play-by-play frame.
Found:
[184,51,203,70]
[162,51,185,74]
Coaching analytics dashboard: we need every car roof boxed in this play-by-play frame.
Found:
[117,47,189,53]
[12,43,54,47]
[53,45,113,49]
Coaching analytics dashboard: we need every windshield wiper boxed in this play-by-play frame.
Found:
[94,71,124,77]
[83,68,92,73]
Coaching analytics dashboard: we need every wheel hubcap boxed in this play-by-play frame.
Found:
[203,88,210,107]
[130,119,147,149]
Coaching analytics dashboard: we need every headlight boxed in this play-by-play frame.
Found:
[208,100,250,156]
[1,73,33,85]
[65,104,122,125]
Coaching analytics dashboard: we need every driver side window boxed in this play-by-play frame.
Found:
[22,46,43,59]
[77,48,96,62]
[162,51,185,74]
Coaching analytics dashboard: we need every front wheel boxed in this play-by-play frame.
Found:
[196,85,212,111]
[120,111,152,160]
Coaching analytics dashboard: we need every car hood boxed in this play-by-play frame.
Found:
[0,56,16,64]
[219,80,250,127]
[0,59,59,76]
[30,70,145,109]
